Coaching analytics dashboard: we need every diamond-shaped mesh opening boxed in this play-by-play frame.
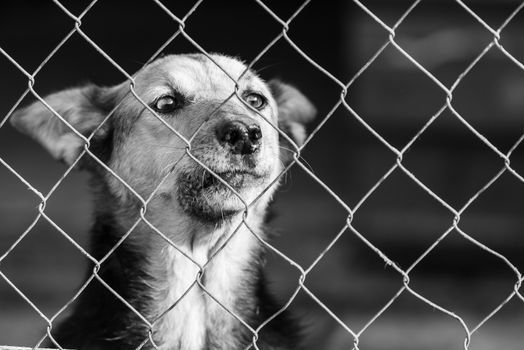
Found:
[0,162,41,241]
[468,296,524,349]
[30,27,136,87]
[0,57,28,115]
[2,0,524,349]
[409,231,518,324]
[461,0,524,29]
[458,172,524,270]
[350,168,453,267]
[268,178,348,267]
[277,110,358,206]
[0,2,73,72]
[304,228,402,326]
[497,4,524,64]
[282,287,359,348]
[271,0,345,77]
[401,109,504,207]
[0,275,49,347]
[77,0,181,70]
[349,1,422,29]
[356,292,468,350]
[347,43,446,147]
[181,1,284,56]
[1,218,88,308]
[391,0,497,87]
[43,172,91,245]
[346,4,391,67]
[452,48,524,151]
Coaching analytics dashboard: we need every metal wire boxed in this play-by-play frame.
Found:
[0,0,523,349]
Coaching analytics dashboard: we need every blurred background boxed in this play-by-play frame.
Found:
[1,0,524,349]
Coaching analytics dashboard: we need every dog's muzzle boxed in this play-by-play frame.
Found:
[215,120,262,155]
[177,119,271,222]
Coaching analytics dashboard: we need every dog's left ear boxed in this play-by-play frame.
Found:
[268,79,316,164]
[10,83,123,168]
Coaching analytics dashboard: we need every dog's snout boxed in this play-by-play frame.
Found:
[216,121,262,155]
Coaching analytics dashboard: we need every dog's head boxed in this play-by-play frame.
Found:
[11,53,315,225]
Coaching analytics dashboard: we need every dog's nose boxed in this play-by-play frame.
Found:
[216,121,262,155]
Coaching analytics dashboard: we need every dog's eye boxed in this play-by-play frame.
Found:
[244,93,266,110]
[153,96,181,114]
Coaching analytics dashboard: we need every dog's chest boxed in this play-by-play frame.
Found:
[153,230,256,350]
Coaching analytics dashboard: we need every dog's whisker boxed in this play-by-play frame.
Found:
[253,62,282,74]
[279,159,291,184]
[147,144,187,150]
[201,168,207,188]
[160,160,182,175]
[279,145,314,173]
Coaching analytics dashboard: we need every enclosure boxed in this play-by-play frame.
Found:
[1,0,524,349]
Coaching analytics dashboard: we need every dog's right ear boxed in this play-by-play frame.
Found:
[10,84,123,167]
[268,79,316,165]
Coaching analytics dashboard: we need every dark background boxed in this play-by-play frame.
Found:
[1,0,524,349]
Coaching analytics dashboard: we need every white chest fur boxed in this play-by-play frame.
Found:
[152,225,258,350]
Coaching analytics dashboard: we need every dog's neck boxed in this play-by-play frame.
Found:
[89,196,268,350]
[147,213,264,350]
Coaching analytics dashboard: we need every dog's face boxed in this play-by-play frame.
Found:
[11,53,315,224]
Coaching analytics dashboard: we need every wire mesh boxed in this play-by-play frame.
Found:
[1,0,524,349]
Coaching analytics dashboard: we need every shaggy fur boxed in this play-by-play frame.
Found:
[10,53,315,350]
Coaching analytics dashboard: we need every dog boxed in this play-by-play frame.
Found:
[10,53,316,350]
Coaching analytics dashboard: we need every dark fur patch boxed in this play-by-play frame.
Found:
[50,214,154,350]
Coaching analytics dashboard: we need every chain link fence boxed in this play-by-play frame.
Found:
[1,0,524,349]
